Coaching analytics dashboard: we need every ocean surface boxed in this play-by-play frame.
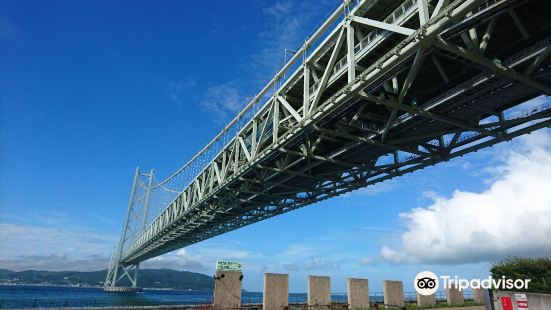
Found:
[0,285,360,309]
[0,285,456,308]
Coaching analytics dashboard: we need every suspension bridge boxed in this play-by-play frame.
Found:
[105,0,551,290]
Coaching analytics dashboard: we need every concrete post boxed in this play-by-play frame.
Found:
[473,288,485,304]
[383,280,405,307]
[263,273,289,310]
[308,275,331,307]
[446,285,465,305]
[213,270,242,310]
[417,293,436,307]
[347,278,369,310]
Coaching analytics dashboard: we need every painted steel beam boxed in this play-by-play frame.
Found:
[435,38,551,95]
[118,0,551,265]
[351,16,415,36]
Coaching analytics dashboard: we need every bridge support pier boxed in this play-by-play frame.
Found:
[263,273,288,310]
[446,285,465,305]
[383,280,405,307]
[307,275,331,307]
[416,293,436,307]
[213,270,242,309]
[473,288,485,304]
[347,278,369,310]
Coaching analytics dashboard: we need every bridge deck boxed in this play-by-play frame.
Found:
[120,0,551,264]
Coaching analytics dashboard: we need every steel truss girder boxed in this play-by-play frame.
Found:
[126,101,551,262]
[126,110,551,261]
[120,0,551,264]
[435,38,551,95]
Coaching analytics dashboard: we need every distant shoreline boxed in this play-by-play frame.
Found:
[0,269,214,291]
[0,284,218,292]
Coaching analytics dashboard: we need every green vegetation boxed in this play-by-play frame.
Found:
[355,301,483,310]
[490,256,551,294]
[0,268,214,290]
[410,301,483,309]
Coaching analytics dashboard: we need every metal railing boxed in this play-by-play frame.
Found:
[0,290,480,309]
[310,0,418,94]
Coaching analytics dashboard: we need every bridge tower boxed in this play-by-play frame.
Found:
[104,167,153,291]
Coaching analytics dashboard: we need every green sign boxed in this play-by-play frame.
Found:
[216,261,242,271]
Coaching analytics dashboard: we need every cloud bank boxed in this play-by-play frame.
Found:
[0,222,116,271]
[381,131,551,264]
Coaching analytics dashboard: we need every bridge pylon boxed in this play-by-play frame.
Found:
[104,167,153,292]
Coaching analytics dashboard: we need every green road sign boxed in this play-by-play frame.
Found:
[216,261,242,271]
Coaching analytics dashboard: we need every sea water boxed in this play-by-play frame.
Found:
[0,285,388,308]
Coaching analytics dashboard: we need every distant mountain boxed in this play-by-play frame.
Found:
[0,268,214,290]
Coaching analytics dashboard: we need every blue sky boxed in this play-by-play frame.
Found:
[1,0,551,293]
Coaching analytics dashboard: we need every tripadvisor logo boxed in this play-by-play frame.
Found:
[414,271,531,295]
[414,271,439,296]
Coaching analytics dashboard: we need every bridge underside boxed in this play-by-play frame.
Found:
[121,0,551,264]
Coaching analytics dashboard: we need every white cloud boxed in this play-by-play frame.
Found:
[0,223,116,257]
[0,222,116,271]
[142,248,206,271]
[168,78,197,106]
[380,130,551,264]
[0,220,253,273]
[255,1,303,71]
[0,253,110,272]
[200,82,248,123]
[141,241,263,274]
[270,235,354,272]
[359,258,371,265]
[0,207,273,273]
[195,0,336,124]
[194,1,306,124]
[251,0,334,79]
[284,257,346,271]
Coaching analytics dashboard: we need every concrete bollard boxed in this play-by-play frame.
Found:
[263,273,289,310]
[446,285,465,305]
[308,275,331,307]
[417,293,436,307]
[473,288,485,304]
[213,270,242,310]
[347,278,369,310]
[383,280,405,307]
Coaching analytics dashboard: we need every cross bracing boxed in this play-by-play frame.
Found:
[107,0,551,283]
